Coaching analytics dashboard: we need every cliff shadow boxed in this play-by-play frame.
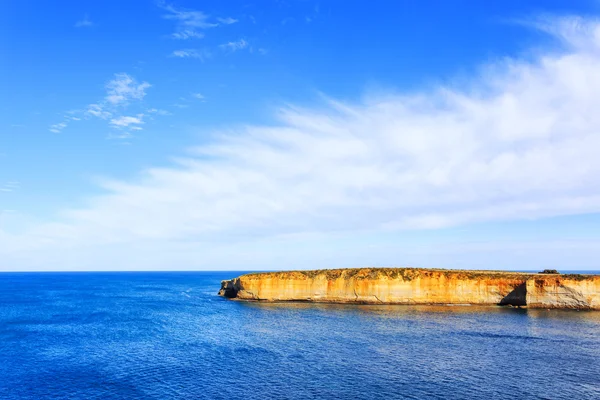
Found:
[499,283,527,306]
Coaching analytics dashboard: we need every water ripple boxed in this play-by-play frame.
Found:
[0,272,599,399]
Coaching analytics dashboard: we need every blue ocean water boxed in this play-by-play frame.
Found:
[1,272,599,399]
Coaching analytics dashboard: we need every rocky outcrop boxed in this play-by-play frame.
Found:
[218,268,600,310]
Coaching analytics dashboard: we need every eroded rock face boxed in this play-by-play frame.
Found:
[218,268,600,310]
[526,278,600,309]
[218,279,239,298]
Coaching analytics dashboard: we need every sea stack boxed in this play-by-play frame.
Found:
[219,268,600,310]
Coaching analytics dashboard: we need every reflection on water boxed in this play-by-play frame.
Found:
[1,272,599,399]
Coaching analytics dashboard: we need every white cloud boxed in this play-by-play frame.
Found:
[171,49,211,61]
[75,14,94,28]
[109,115,145,129]
[217,17,238,25]
[147,108,172,116]
[219,39,248,52]
[0,181,20,193]
[50,111,95,133]
[85,104,112,119]
[7,15,600,269]
[171,30,205,40]
[192,93,206,101]
[49,122,67,133]
[517,15,597,46]
[50,73,156,139]
[159,2,217,39]
[105,73,151,105]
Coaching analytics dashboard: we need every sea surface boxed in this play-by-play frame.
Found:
[1,271,599,399]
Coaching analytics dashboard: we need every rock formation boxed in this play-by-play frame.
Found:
[218,268,600,310]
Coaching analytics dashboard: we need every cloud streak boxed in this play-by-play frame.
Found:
[171,49,211,61]
[159,2,235,39]
[49,122,67,133]
[0,181,19,193]
[110,115,145,128]
[219,39,248,52]
[217,17,238,25]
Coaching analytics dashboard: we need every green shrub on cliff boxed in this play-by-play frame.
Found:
[539,269,560,274]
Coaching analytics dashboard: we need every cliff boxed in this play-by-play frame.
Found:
[218,268,600,310]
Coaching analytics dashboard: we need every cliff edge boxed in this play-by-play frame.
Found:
[218,268,600,310]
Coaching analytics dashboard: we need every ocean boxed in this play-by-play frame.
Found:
[1,271,599,399]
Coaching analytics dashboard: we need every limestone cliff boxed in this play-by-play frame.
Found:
[218,268,600,310]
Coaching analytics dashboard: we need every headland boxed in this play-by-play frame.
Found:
[218,268,600,309]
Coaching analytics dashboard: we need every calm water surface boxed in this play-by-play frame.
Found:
[1,272,599,399]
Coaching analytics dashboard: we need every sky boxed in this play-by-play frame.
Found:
[2,0,600,271]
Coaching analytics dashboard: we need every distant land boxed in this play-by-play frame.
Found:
[219,268,600,310]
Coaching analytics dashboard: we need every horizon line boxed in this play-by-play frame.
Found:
[1,268,599,274]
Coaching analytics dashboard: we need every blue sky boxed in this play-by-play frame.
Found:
[2,0,600,271]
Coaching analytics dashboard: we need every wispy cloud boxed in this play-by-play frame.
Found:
[50,73,155,139]
[13,15,600,269]
[172,30,205,40]
[85,104,111,120]
[0,181,20,193]
[95,74,151,134]
[49,122,67,133]
[48,114,84,133]
[107,132,134,140]
[109,115,145,129]
[75,14,94,28]
[192,93,206,101]
[170,49,211,61]
[219,39,248,52]
[159,2,219,39]
[217,17,238,25]
[105,73,151,105]
[147,108,172,116]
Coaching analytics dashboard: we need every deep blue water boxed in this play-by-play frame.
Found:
[1,272,599,399]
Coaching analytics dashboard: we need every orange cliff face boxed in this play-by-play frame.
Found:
[218,268,600,310]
